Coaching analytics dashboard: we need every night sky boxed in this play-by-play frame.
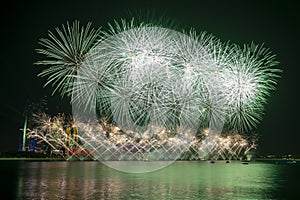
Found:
[0,0,299,156]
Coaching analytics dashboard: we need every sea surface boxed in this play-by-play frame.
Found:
[0,160,299,199]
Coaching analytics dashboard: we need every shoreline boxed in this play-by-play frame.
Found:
[0,157,299,163]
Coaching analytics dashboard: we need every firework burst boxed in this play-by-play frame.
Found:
[35,19,281,169]
[221,43,281,131]
[36,19,281,133]
[36,21,102,96]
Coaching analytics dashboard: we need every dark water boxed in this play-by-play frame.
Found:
[0,160,299,199]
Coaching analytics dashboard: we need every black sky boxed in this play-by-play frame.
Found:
[0,0,299,155]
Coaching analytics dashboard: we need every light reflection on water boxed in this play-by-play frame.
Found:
[1,161,299,199]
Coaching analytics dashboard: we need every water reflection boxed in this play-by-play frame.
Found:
[10,161,298,199]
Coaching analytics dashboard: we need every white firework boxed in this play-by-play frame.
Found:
[36,19,281,171]
[73,23,222,136]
